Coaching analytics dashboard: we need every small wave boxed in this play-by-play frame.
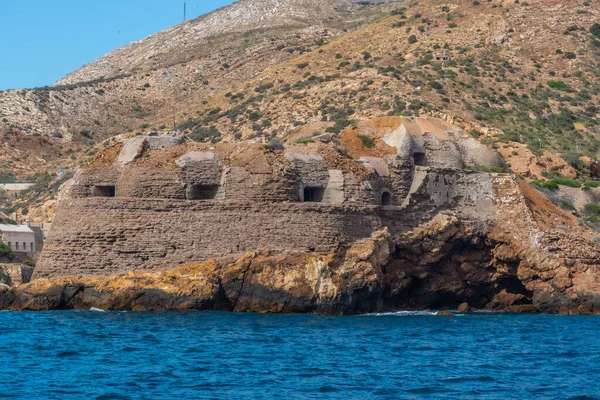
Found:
[56,351,80,358]
[441,376,495,383]
[363,311,440,317]
[96,394,133,400]
[90,307,106,312]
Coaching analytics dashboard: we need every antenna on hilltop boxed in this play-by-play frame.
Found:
[184,1,187,22]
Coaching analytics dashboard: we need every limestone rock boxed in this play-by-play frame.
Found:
[117,137,148,165]
[437,310,455,317]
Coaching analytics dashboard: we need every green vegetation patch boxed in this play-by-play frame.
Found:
[358,135,375,148]
[559,200,576,211]
[551,176,581,188]
[0,242,14,259]
[547,81,572,92]
[532,175,581,190]
[325,118,353,134]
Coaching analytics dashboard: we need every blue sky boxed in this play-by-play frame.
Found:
[0,0,236,90]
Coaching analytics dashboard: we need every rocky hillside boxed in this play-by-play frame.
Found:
[58,0,396,85]
[160,0,600,158]
[0,0,397,180]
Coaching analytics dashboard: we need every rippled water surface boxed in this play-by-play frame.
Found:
[1,311,599,399]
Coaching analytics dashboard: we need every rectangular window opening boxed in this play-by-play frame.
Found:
[92,185,116,197]
[303,187,325,203]
[413,152,428,167]
[187,184,219,200]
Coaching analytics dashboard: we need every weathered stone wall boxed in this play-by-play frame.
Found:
[118,169,187,199]
[35,200,383,278]
[69,167,123,198]
[35,169,517,279]
[224,167,299,203]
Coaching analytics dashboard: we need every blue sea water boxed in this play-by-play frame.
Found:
[0,311,599,399]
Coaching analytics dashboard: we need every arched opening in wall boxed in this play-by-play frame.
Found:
[381,191,392,206]
[303,187,325,202]
[413,152,427,167]
[92,185,116,197]
[188,184,219,200]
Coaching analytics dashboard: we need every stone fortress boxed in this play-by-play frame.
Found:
[35,117,520,278]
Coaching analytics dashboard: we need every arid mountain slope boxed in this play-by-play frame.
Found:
[0,0,398,179]
[161,0,599,162]
[57,0,395,85]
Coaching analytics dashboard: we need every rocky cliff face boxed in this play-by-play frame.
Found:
[3,210,599,314]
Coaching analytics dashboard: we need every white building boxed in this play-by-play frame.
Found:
[0,183,35,199]
[0,224,36,253]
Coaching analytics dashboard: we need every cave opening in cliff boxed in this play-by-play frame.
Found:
[92,185,116,197]
[413,152,427,166]
[381,191,392,206]
[303,187,325,202]
[188,184,219,200]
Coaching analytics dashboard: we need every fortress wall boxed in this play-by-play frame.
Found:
[70,167,123,198]
[457,137,505,168]
[344,173,375,204]
[180,154,226,199]
[422,134,464,169]
[34,199,383,278]
[118,169,187,199]
[400,170,497,222]
[224,167,301,202]
[182,158,222,185]
[386,166,413,206]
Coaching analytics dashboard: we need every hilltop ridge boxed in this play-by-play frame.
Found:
[56,0,359,85]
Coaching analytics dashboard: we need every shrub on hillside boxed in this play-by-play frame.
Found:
[547,81,572,92]
[358,135,375,148]
[585,203,600,215]
[267,138,284,150]
[0,243,14,259]
[531,180,559,190]
[559,200,576,211]
[325,119,353,134]
[590,23,600,38]
[189,126,221,142]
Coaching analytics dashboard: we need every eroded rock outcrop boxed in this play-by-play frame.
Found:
[2,211,599,314]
